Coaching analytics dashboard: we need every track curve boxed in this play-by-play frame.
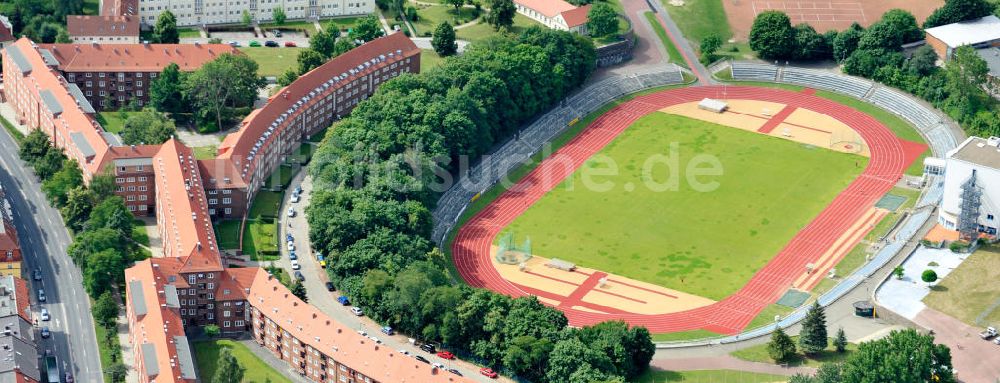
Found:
[451,86,921,334]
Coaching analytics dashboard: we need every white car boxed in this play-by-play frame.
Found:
[357,329,367,336]
[37,289,46,303]
[40,308,50,321]
[287,207,296,217]
[368,336,381,344]
[290,193,300,203]
[290,260,301,270]
[287,242,295,251]
[398,349,411,356]
[432,362,445,369]
[351,307,363,316]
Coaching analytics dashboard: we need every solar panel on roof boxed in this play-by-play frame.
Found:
[6,45,33,74]
[39,90,63,116]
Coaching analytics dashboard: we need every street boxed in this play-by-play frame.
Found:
[272,168,507,383]
[0,127,103,381]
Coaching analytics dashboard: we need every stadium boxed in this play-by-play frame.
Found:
[446,79,929,336]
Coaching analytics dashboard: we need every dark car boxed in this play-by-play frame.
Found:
[273,30,283,37]
[294,271,304,281]
[40,327,50,339]
[289,252,298,261]
[294,185,302,195]
[337,296,350,305]
[447,368,462,376]
[420,343,436,353]
[325,282,335,291]
[265,40,279,47]
[381,326,394,335]
[414,355,430,364]
[32,268,41,281]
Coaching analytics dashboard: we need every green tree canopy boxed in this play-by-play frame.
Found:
[924,0,995,28]
[61,186,96,232]
[92,291,119,330]
[121,109,176,145]
[212,349,246,383]
[349,15,385,43]
[154,10,179,43]
[922,269,939,283]
[272,7,287,25]
[41,159,83,207]
[309,29,338,58]
[799,301,828,355]
[150,63,185,114]
[298,49,327,74]
[184,53,265,130]
[277,68,299,87]
[749,11,796,60]
[587,3,618,38]
[767,327,796,363]
[841,329,954,383]
[432,22,458,56]
[485,0,516,31]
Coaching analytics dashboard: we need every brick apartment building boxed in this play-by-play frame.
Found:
[66,15,141,44]
[0,16,14,48]
[133,0,372,28]
[0,275,41,383]
[0,186,21,278]
[38,42,238,111]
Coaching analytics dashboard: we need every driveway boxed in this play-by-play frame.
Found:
[274,169,508,383]
[913,307,1000,382]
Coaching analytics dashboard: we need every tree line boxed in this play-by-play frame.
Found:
[304,28,654,382]
[278,16,386,87]
[747,0,1000,138]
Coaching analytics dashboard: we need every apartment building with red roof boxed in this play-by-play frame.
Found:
[0,16,14,48]
[0,185,21,278]
[0,275,41,383]
[103,0,139,16]
[513,0,590,34]
[66,15,141,44]
[38,42,238,111]
[133,0,370,28]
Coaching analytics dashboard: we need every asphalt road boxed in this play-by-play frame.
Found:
[0,127,103,382]
[273,169,507,383]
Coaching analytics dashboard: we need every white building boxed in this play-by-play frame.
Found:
[136,0,372,27]
[513,0,590,34]
[937,136,1000,237]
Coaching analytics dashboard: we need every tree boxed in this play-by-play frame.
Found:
[349,15,384,42]
[587,3,618,38]
[333,38,356,57]
[56,28,71,43]
[62,186,96,232]
[840,329,954,383]
[484,0,516,31]
[241,10,253,26]
[406,6,418,21]
[924,0,995,28]
[42,160,83,207]
[278,68,299,87]
[545,337,615,383]
[749,11,796,60]
[834,327,848,353]
[204,324,221,337]
[906,45,939,77]
[54,0,84,19]
[297,49,327,75]
[832,24,863,62]
[34,149,66,180]
[121,109,176,145]
[89,173,118,201]
[184,53,265,130]
[19,129,52,163]
[880,9,923,44]
[310,29,337,58]
[922,269,939,283]
[793,23,830,60]
[700,33,723,62]
[945,45,989,115]
[431,22,458,56]
[150,64,184,114]
[106,363,129,383]
[83,248,127,297]
[154,10,179,43]
[799,301,828,355]
[272,7,287,25]
[445,0,465,9]
[92,291,120,330]
[290,281,309,302]
[212,349,246,383]
[893,266,905,279]
[767,327,796,363]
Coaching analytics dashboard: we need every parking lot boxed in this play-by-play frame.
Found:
[180,29,311,48]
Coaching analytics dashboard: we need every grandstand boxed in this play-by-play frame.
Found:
[730,62,778,81]
[780,67,874,99]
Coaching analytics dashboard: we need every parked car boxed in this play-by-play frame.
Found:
[398,349,410,356]
[351,307,363,316]
[273,30,283,37]
[249,40,261,47]
[319,260,327,268]
[287,207,296,217]
[284,41,297,47]
[288,252,298,261]
[337,296,350,305]
[290,260,300,270]
[32,268,41,281]
[480,368,498,379]
[447,368,462,376]
[420,343,436,353]
[265,40,279,47]
[287,242,295,251]
[325,282,335,291]
[981,327,997,340]
[37,289,45,303]
[290,193,300,203]
[368,336,381,344]
[286,234,294,242]
[414,355,430,364]
[381,326,394,335]
[227,41,240,47]
[357,329,367,336]
[436,351,455,360]
[432,362,445,369]
[40,327,50,338]
[294,186,302,194]
[293,271,304,281]
[40,308,50,321]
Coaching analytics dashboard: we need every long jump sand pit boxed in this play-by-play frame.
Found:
[491,247,717,315]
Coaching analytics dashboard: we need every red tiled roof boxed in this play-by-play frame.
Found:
[102,0,138,16]
[197,159,248,189]
[246,270,474,383]
[11,277,30,323]
[215,267,258,301]
[561,5,591,28]
[66,15,139,38]
[153,140,223,273]
[124,258,193,382]
[218,32,419,180]
[39,43,239,72]
[514,0,577,18]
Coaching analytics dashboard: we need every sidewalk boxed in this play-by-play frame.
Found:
[0,102,29,136]
[650,355,816,376]
[238,339,312,383]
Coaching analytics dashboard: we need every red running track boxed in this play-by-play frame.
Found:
[451,86,926,334]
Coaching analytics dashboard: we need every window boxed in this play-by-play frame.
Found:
[128,205,136,211]
[116,177,125,183]
[138,176,147,181]
[223,290,231,296]
[236,320,244,327]
[224,208,232,215]
[127,195,135,201]
[224,321,231,327]
[207,283,214,289]
[189,275,196,284]
[224,310,231,317]
[188,289,195,295]
[127,186,136,191]
[138,186,147,192]
[86,72,92,78]
[207,303,214,309]
[139,195,147,201]
[137,81,143,87]
[139,205,147,210]
[85,81,92,87]
[207,292,214,299]
[209,199,217,205]
[207,313,214,320]
[99,81,105,87]
[222,198,232,204]
[181,309,187,315]
[137,72,143,78]
[126,177,135,183]
[207,273,214,279]
[137,90,144,96]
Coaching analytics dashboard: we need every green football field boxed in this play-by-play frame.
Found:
[500,113,866,300]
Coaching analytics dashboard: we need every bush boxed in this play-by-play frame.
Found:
[893,266,904,280]
[949,240,970,253]
[921,269,938,283]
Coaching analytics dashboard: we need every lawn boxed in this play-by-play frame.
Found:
[924,246,1000,327]
[420,49,447,70]
[322,16,363,33]
[193,339,292,383]
[214,220,242,250]
[636,369,788,382]
[178,28,202,38]
[651,329,722,342]
[96,111,139,134]
[260,20,319,32]
[243,219,279,261]
[83,0,100,15]
[192,145,218,160]
[744,303,796,330]
[455,14,542,43]
[644,12,687,67]
[500,112,866,300]
[0,115,24,143]
[731,335,857,367]
[239,47,305,77]
[248,190,284,219]
[262,164,296,190]
[132,219,150,247]
[411,5,481,36]
[94,322,121,381]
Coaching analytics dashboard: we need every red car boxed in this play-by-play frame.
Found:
[284,41,297,47]
[436,351,455,360]
[480,368,498,379]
